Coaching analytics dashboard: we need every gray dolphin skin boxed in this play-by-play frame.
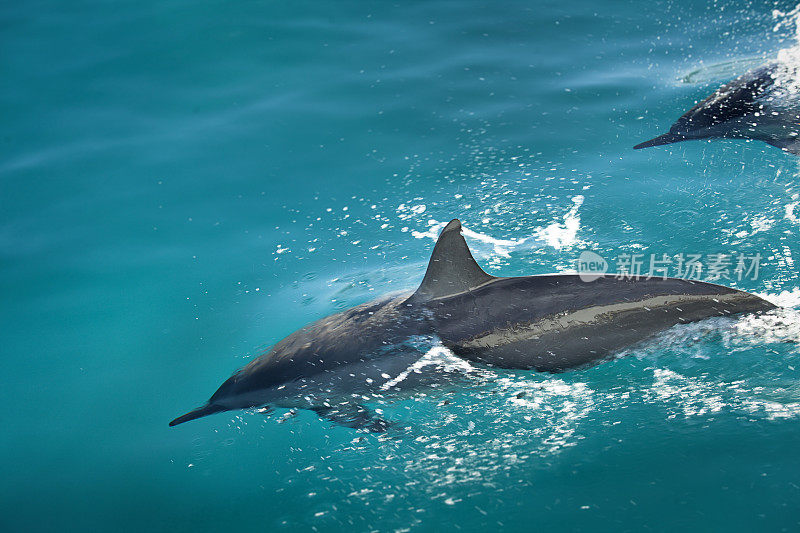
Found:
[634,63,800,154]
[170,219,775,430]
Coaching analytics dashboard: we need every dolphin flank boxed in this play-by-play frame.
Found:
[170,219,775,430]
[634,63,800,154]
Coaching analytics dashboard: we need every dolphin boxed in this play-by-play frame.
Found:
[170,219,775,430]
[634,63,800,154]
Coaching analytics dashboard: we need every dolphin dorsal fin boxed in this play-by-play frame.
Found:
[411,219,495,301]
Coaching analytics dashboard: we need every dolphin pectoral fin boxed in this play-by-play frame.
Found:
[634,132,685,150]
[311,404,393,433]
[764,137,800,155]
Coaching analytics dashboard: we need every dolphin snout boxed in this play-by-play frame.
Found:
[634,132,686,149]
[169,403,226,426]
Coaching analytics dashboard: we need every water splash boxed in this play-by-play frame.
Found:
[500,376,595,455]
[773,4,800,43]
[532,195,584,250]
[407,195,585,256]
[647,368,800,421]
[770,6,800,97]
[680,57,766,85]
[381,344,481,391]
[761,285,800,307]
[410,221,530,258]
[680,7,800,98]
[786,198,800,224]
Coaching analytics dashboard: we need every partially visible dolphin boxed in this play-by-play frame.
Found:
[634,63,800,154]
[170,219,775,430]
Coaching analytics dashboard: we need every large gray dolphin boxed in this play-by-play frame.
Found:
[634,63,800,154]
[170,220,775,430]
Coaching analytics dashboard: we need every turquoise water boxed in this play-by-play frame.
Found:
[3,0,800,530]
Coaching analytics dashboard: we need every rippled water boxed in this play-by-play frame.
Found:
[3,0,800,531]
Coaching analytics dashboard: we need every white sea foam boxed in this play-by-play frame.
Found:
[648,368,800,421]
[771,6,800,100]
[407,195,585,256]
[786,200,800,224]
[381,345,478,391]
[501,376,595,454]
[532,195,584,250]
[761,286,800,307]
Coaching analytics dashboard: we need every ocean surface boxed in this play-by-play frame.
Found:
[3,0,800,531]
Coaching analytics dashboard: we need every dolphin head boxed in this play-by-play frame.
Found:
[635,63,779,150]
[169,348,295,426]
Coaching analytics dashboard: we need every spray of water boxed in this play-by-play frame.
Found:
[406,195,585,258]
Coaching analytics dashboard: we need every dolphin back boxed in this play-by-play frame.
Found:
[429,274,774,371]
[404,220,774,371]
